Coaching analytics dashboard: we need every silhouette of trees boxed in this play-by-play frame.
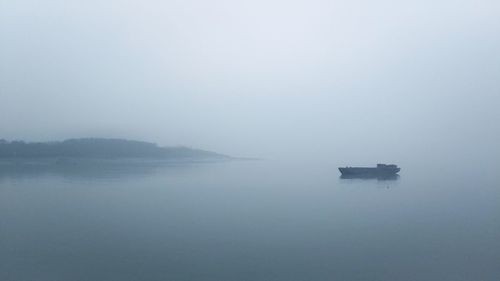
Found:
[0,138,227,159]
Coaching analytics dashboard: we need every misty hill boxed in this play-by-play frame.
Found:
[0,138,229,160]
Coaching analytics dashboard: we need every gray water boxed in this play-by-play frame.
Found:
[1,160,499,281]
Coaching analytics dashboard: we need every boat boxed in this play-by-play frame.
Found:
[338,164,400,176]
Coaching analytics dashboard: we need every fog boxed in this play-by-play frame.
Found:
[1,0,499,165]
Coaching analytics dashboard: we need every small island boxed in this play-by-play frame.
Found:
[0,138,230,160]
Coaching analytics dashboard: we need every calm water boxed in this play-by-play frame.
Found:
[1,160,499,281]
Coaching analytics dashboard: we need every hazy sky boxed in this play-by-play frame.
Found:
[1,0,499,163]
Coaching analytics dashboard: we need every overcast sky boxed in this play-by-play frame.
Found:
[1,0,499,164]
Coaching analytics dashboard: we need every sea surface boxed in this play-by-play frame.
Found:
[1,159,499,281]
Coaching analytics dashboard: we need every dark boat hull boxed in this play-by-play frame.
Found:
[338,167,400,176]
[339,173,400,180]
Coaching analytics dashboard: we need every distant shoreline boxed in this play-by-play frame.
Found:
[0,138,232,161]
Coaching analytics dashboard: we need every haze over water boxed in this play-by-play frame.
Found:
[1,158,499,281]
[1,0,500,280]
